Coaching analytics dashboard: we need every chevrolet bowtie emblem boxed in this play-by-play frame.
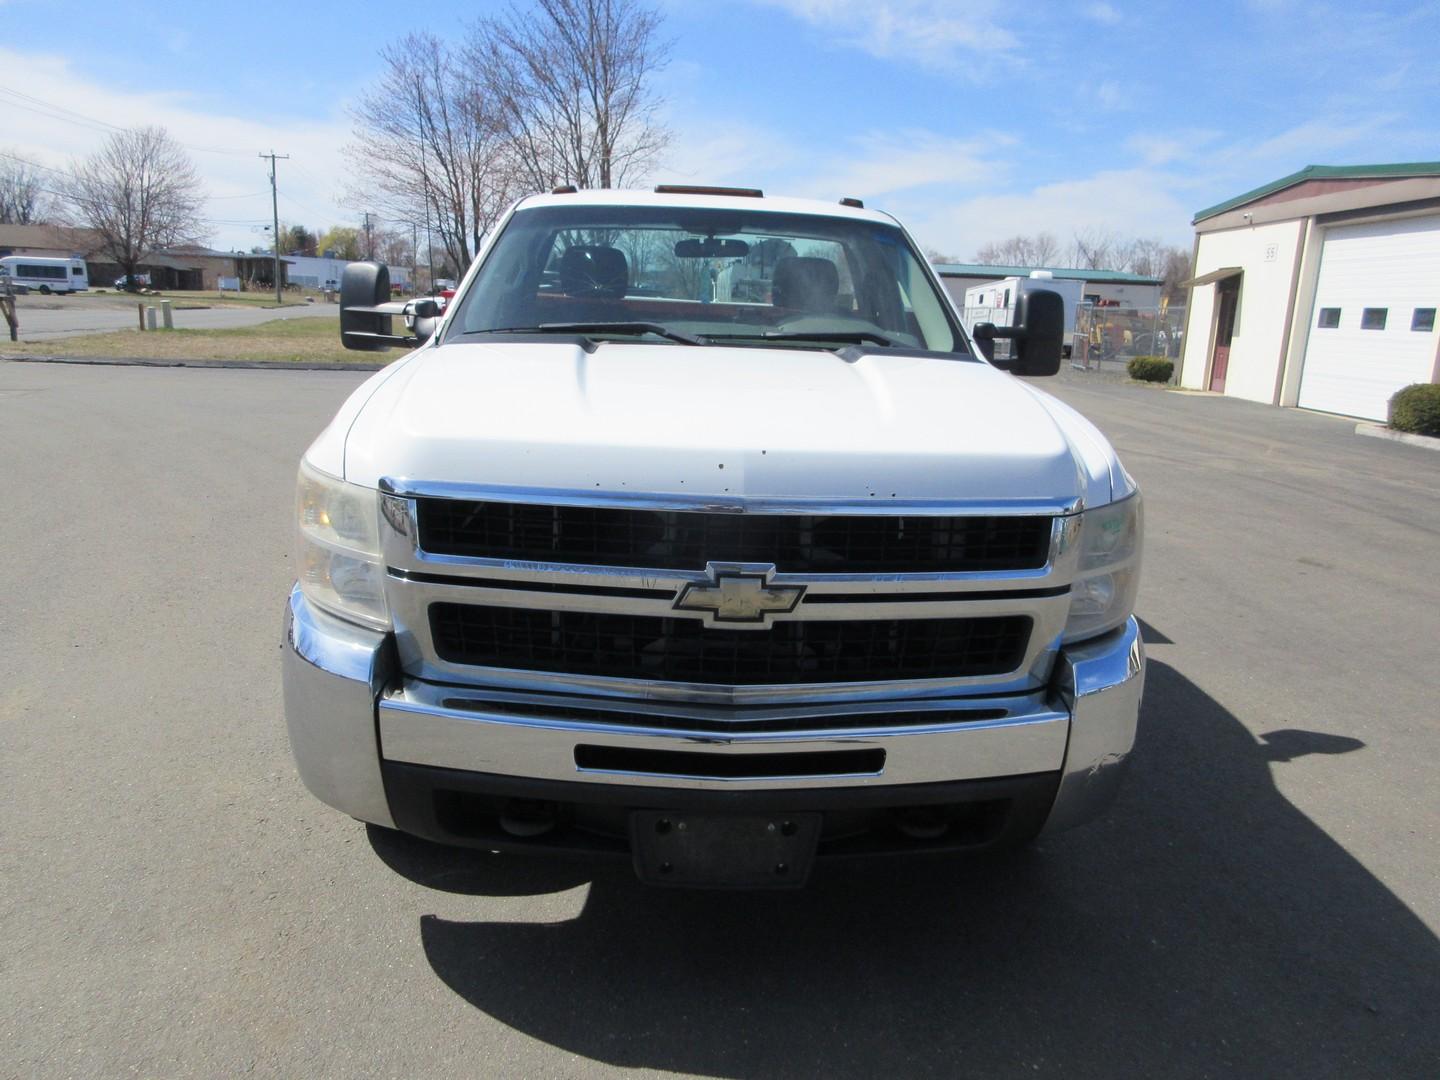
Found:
[674,565,805,627]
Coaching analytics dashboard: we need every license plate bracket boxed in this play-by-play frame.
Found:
[630,811,822,888]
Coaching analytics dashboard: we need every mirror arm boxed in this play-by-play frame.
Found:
[341,331,421,349]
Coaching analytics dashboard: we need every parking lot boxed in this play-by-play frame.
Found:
[3,361,1438,1078]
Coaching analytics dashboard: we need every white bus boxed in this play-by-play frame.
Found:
[0,255,90,294]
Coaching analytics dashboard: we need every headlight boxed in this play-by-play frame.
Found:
[295,460,389,629]
[1063,493,1142,644]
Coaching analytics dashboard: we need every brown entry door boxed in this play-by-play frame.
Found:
[1210,277,1239,392]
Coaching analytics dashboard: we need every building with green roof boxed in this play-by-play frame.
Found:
[1179,162,1440,421]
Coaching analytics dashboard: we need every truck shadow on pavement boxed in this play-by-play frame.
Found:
[368,660,1437,1077]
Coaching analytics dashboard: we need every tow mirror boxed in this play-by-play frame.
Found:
[340,262,424,351]
[972,288,1064,376]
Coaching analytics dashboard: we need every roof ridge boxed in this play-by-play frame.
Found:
[1192,160,1440,223]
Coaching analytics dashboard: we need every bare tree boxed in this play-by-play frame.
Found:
[475,0,671,191]
[1067,227,1121,270]
[972,232,1059,267]
[64,127,204,289]
[0,151,57,224]
[1161,246,1193,302]
[1029,231,1060,266]
[347,33,517,275]
[375,226,414,267]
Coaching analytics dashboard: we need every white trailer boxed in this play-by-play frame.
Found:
[963,272,1084,346]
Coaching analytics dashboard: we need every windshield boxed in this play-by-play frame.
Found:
[444,204,966,354]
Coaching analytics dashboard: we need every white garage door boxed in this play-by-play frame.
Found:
[1298,215,1440,420]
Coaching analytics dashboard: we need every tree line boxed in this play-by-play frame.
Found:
[929,229,1192,302]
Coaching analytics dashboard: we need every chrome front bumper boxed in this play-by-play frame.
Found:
[282,586,1144,836]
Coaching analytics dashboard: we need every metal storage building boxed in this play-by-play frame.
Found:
[932,263,1163,309]
[1178,162,1440,421]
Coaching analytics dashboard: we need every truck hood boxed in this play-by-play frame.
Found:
[336,341,1120,507]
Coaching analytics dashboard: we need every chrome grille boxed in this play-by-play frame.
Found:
[429,603,1033,685]
[415,499,1052,573]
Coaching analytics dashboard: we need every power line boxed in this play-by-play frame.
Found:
[0,149,69,176]
[0,85,257,156]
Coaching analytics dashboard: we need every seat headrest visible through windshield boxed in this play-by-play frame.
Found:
[772,256,839,311]
[559,246,629,298]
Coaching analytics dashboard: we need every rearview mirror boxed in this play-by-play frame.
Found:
[340,262,394,351]
[340,262,423,351]
[973,288,1064,376]
[674,237,750,259]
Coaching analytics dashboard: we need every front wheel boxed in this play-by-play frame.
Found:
[38,285,51,295]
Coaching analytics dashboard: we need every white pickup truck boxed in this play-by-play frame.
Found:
[283,186,1144,888]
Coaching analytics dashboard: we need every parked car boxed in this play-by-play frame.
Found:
[113,274,152,290]
[285,186,1145,889]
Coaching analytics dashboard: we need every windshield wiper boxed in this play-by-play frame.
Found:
[707,329,903,348]
[475,322,708,346]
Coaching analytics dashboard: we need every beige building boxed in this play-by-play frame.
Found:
[1179,162,1440,421]
[0,225,284,291]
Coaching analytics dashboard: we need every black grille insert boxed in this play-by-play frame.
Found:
[574,745,885,778]
[429,604,1032,685]
[415,499,1051,573]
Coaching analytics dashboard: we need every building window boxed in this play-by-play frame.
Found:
[1317,307,1341,328]
[1412,308,1436,332]
[1361,308,1388,330]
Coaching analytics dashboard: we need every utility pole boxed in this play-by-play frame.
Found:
[362,211,375,261]
[260,151,289,304]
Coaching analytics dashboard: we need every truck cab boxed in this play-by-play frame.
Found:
[283,187,1144,888]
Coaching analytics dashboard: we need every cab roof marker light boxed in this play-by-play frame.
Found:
[653,184,764,198]
[840,197,864,208]
[551,185,578,194]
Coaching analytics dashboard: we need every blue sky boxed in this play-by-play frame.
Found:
[2,0,1435,257]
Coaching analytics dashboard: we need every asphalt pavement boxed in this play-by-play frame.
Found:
[6,296,336,339]
[3,361,1437,1078]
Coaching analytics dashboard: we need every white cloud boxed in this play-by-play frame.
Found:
[658,113,1012,204]
[1092,79,1126,110]
[1241,118,1382,163]
[758,0,1019,73]
[1082,2,1122,24]
[0,47,355,250]
[654,121,803,189]
[904,168,1196,257]
[798,131,1011,200]
[1124,129,1222,166]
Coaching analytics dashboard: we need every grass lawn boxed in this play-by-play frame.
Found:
[9,317,402,364]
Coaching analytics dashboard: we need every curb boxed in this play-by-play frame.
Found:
[1,354,387,372]
[1355,423,1440,452]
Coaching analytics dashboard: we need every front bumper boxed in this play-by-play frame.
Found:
[282,586,1144,847]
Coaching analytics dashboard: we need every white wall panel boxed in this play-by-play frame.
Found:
[1298,216,1440,420]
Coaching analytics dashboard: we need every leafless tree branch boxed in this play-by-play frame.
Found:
[63,127,206,287]
[0,151,57,225]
